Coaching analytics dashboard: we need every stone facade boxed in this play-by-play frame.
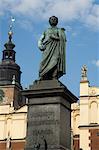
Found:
[71,78,99,150]
[0,104,27,150]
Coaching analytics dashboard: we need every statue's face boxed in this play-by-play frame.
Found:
[49,16,58,26]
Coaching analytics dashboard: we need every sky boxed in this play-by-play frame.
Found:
[0,0,99,97]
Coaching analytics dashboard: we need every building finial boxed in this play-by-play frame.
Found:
[81,65,88,81]
[8,16,15,42]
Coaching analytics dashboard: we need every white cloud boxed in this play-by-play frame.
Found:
[0,0,99,30]
[92,60,99,67]
[17,19,33,31]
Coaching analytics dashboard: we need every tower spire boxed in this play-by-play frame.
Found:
[2,16,16,62]
[0,16,23,109]
[8,16,15,42]
[0,16,21,87]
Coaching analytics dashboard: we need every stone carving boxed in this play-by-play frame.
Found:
[38,16,66,80]
[33,143,40,150]
[81,65,87,80]
[89,88,96,96]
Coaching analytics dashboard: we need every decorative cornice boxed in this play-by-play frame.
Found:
[79,124,99,129]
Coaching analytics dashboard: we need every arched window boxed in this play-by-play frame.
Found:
[90,102,97,124]
[9,52,13,59]
[5,52,9,58]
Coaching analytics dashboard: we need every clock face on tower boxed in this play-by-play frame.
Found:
[0,89,5,102]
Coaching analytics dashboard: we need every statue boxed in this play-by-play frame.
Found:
[33,136,47,150]
[38,16,66,80]
[81,65,87,80]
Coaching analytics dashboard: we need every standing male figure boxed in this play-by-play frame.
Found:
[38,16,66,80]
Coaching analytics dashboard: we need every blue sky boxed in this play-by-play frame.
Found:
[0,0,99,97]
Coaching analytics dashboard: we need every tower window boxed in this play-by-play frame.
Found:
[5,52,9,58]
[9,52,13,59]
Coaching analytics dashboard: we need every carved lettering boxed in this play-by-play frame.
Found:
[28,120,59,126]
[32,129,53,136]
[29,112,54,121]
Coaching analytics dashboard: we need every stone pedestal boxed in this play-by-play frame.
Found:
[22,80,78,150]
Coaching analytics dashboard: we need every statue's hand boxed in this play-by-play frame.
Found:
[39,44,46,51]
[50,34,60,40]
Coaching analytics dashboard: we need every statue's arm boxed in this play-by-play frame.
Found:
[38,32,46,51]
[58,28,67,42]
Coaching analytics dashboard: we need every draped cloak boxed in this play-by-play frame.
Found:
[38,27,66,79]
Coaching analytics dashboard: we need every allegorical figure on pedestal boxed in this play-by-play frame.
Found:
[38,16,66,80]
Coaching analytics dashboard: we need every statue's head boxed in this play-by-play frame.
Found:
[49,16,58,27]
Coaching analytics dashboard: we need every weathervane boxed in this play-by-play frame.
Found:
[8,16,15,41]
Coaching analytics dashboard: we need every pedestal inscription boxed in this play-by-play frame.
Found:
[26,104,60,149]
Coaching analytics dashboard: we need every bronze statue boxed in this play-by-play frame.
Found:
[33,136,47,150]
[38,16,66,80]
[33,143,40,150]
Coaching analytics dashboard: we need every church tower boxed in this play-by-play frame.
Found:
[0,28,24,109]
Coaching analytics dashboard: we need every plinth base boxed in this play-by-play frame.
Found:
[23,79,78,150]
